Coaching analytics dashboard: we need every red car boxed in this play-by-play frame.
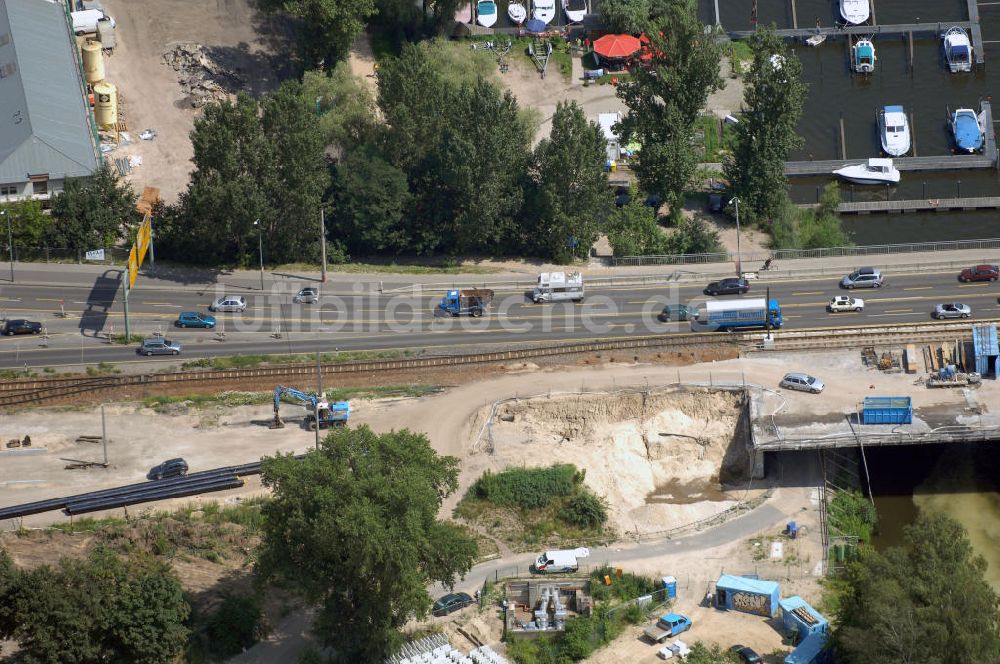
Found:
[959,265,999,282]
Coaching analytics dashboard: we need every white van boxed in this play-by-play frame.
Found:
[532,547,590,573]
[532,271,584,303]
[70,9,115,35]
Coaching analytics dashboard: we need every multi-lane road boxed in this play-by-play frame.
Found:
[0,266,997,369]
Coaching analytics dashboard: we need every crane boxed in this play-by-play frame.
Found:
[269,385,351,431]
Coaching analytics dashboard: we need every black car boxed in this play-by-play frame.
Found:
[432,592,473,617]
[704,277,749,296]
[148,458,189,480]
[2,319,42,336]
[707,193,724,213]
[730,645,763,664]
[658,304,693,322]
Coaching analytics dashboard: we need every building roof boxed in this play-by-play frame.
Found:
[0,0,99,185]
[716,575,780,596]
[784,632,828,664]
[779,595,829,628]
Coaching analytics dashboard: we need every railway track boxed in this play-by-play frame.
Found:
[1,320,994,407]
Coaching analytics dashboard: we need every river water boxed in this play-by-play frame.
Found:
[700,0,1000,244]
[866,443,1000,590]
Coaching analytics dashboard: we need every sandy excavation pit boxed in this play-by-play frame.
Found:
[479,387,756,536]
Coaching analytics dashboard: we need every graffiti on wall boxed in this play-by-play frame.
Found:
[731,591,771,616]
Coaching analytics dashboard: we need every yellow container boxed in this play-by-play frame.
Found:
[81,40,104,84]
[93,81,117,128]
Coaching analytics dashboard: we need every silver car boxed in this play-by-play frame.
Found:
[840,267,883,289]
[138,338,181,356]
[209,295,247,312]
[779,372,825,394]
[933,303,971,319]
[293,287,319,304]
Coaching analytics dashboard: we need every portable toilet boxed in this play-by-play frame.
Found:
[714,575,780,617]
[662,576,677,599]
[779,596,829,644]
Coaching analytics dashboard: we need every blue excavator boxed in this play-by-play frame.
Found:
[270,385,351,430]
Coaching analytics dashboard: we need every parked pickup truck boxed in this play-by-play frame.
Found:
[643,613,692,643]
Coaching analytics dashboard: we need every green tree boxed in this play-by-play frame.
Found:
[799,183,850,249]
[0,547,189,664]
[527,101,612,262]
[257,0,376,67]
[833,512,1000,664]
[617,0,722,219]
[685,642,740,663]
[48,164,136,258]
[301,64,380,151]
[256,426,478,662]
[0,200,52,255]
[724,29,807,224]
[331,147,412,253]
[600,0,652,33]
[604,194,669,257]
[666,216,723,255]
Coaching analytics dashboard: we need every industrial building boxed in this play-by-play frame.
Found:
[0,0,100,202]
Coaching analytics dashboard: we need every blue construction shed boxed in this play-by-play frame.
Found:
[973,324,999,379]
[784,632,830,664]
[862,396,912,425]
[779,596,828,643]
[715,575,780,618]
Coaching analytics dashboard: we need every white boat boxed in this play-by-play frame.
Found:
[852,38,876,73]
[879,105,910,157]
[840,0,870,25]
[833,158,900,185]
[476,0,497,27]
[562,0,586,23]
[805,33,826,47]
[943,26,973,73]
[532,0,555,24]
[507,1,526,23]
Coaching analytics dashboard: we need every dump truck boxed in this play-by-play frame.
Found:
[438,289,494,317]
[643,613,692,643]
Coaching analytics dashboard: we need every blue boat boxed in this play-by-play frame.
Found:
[852,38,876,74]
[951,108,984,152]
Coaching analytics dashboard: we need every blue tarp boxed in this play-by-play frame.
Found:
[952,111,984,151]
[784,632,828,664]
[524,18,547,32]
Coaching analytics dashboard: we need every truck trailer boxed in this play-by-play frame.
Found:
[697,298,782,331]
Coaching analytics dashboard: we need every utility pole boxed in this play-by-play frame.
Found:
[729,196,742,276]
[122,266,131,340]
[1,209,12,283]
[101,404,108,465]
[320,208,327,284]
[315,349,323,450]
[254,219,264,291]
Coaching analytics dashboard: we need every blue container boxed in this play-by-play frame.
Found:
[787,521,798,538]
[662,576,677,599]
[973,324,999,378]
[862,396,912,425]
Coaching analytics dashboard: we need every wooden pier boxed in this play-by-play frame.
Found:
[836,196,1000,214]
[728,22,974,41]
[785,101,997,176]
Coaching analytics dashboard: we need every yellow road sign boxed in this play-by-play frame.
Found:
[136,214,151,267]
[128,245,138,289]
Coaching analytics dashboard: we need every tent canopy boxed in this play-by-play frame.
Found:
[593,34,641,59]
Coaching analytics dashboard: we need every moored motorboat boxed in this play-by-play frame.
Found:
[951,108,985,152]
[508,1,526,23]
[562,0,586,23]
[833,158,900,185]
[805,33,826,47]
[532,0,555,24]
[852,38,876,73]
[879,105,911,157]
[476,0,497,27]
[840,0,870,25]
[943,26,973,73]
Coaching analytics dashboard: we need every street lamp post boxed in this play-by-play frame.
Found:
[729,196,741,276]
[253,219,264,291]
[0,209,12,283]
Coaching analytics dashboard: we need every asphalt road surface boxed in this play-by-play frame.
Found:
[0,267,997,369]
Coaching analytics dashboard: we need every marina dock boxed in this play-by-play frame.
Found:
[836,196,1000,214]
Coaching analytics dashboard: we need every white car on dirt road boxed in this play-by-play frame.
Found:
[827,295,864,313]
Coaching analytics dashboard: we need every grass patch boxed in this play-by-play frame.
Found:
[141,385,441,412]
[47,515,129,534]
[85,361,122,376]
[109,334,145,345]
[180,348,414,371]
[0,369,37,380]
[456,465,612,551]
[588,565,661,604]
[694,114,737,163]
[508,36,574,81]
[723,40,754,76]
[272,261,501,275]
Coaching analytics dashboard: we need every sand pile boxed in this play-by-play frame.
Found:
[481,387,749,535]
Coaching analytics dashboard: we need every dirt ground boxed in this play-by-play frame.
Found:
[97,0,292,202]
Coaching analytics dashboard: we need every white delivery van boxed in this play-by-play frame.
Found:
[532,547,590,573]
[70,9,115,35]
[532,271,584,303]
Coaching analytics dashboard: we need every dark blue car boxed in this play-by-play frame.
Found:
[175,311,216,329]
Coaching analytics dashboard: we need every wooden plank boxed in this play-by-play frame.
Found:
[727,21,970,39]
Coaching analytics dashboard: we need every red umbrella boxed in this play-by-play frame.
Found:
[593,34,642,59]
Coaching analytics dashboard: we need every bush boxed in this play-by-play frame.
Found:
[828,489,877,543]
[588,566,660,603]
[205,593,265,657]
[564,493,608,528]
[470,464,582,510]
